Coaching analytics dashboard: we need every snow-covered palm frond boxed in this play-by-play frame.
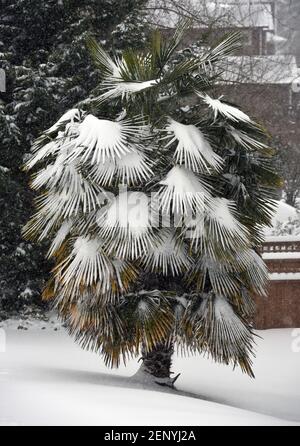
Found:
[67,115,149,164]
[25,140,59,171]
[186,255,241,297]
[97,191,156,259]
[143,230,191,276]
[26,177,98,241]
[115,150,153,184]
[23,210,59,242]
[198,295,255,376]
[181,294,255,376]
[88,37,161,104]
[31,148,74,191]
[235,249,269,296]
[57,236,111,291]
[206,198,249,248]
[56,257,137,307]
[47,219,73,258]
[24,109,84,172]
[30,163,58,190]
[157,166,210,215]
[45,108,81,134]
[88,159,116,186]
[34,176,102,223]
[163,119,223,173]
[109,258,138,297]
[88,150,153,186]
[186,198,249,252]
[208,268,240,297]
[198,93,252,123]
[99,79,160,103]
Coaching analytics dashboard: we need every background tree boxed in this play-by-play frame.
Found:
[24,25,280,384]
[276,139,300,207]
[0,0,148,316]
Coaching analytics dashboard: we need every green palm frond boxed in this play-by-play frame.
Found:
[151,20,192,71]
[86,36,121,78]
[201,31,242,67]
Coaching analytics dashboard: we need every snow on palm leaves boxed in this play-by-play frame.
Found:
[24,25,279,376]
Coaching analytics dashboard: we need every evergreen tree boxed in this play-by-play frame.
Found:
[0,0,148,315]
[24,24,280,383]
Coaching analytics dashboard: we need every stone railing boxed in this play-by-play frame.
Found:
[260,236,300,274]
[261,237,300,254]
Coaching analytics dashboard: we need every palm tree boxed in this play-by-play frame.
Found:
[23,22,281,386]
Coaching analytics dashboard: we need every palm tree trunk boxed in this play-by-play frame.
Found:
[133,340,180,388]
[142,341,174,379]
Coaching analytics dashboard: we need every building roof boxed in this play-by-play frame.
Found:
[219,55,299,84]
[147,1,275,30]
[216,1,274,30]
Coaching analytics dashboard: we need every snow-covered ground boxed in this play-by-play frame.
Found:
[0,317,299,426]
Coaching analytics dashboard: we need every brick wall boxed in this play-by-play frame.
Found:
[254,281,300,329]
[254,238,300,329]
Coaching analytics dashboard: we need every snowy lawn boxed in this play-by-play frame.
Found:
[0,318,299,426]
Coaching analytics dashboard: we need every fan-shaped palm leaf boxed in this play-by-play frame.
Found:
[143,230,191,276]
[118,290,174,353]
[57,236,111,290]
[45,108,82,134]
[97,191,157,259]
[235,249,269,296]
[47,219,73,258]
[88,149,153,186]
[86,36,122,78]
[25,140,59,171]
[198,92,252,123]
[201,32,242,66]
[99,79,160,103]
[186,255,241,297]
[67,115,148,164]
[228,127,269,151]
[206,197,249,248]
[200,294,254,376]
[181,294,255,376]
[163,118,223,172]
[157,165,210,215]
